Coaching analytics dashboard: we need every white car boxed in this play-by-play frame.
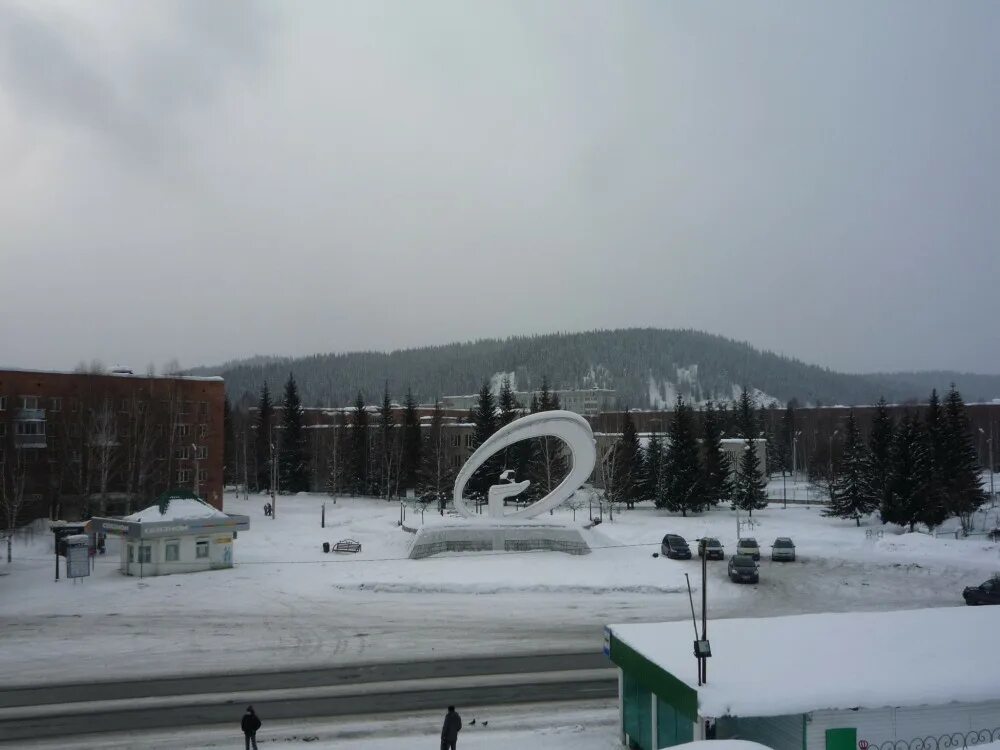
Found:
[771,537,796,562]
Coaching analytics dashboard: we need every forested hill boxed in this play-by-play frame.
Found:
[188,329,1000,408]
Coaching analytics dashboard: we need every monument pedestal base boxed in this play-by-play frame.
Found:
[407,524,590,559]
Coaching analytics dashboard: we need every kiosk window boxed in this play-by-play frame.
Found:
[139,546,152,564]
[127,545,135,563]
[165,541,180,562]
[196,540,209,559]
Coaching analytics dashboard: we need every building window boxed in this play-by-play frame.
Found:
[165,541,180,562]
[176,424,190,438]
[70,399,79,412]
[199,424,208,438]
[174,446,189,460]
[198,401,208,420]
[0,424,4,437]
[120,399,129,413]
[450,435,460,447]
[450,454,460,468]
[198,467,208,482]
[196,445,208,460]
[20,396,38,410]
[464,434,474,448]
[196,540,209,559]
[177,468,192,483]
[71,449,81,463]
[49,397,62,412]
[139,545,152,564]
[0,395,6,410]
[16,421,44,436]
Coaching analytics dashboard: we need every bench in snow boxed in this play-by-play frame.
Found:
[333,539,361,554]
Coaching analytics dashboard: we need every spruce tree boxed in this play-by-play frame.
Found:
[255,382,274,492]
[641,432,664,506]
[279,373,309,493]
[701,400,734,506]
[419,401,453,508]
[662,396,703,515]
[735,388,758,441]
[616,410,643,509]
[468,381,499,501]
[377,384,397,498]
[538,375,553,412]
[223,397,235,486]
[883,413,928,530]
[349,392,369,495]
[497,376,519,427]
[941,384,986,531]
[824,412,877,525]
[400,388,421,493]
[733,438,768,516]
[867,398,895,511]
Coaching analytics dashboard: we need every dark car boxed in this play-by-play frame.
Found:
[698,537,725,560]
[728,554,759,583]
[963,578,1000,605]
[661,534,692,560]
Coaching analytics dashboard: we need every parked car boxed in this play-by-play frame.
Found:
[736,537,760,561]
[698,537,725,560]
[963,578,1000,605]
[770,537,796,562]
[661,534,692,560]
[728,554,759,583]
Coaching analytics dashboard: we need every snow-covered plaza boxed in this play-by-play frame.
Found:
[2,490,998,685]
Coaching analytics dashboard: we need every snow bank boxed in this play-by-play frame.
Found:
[610,607,1000,718]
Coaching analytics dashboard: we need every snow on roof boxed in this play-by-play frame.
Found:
[609,607,1000,718]
[125,497,228,523]
[670,742,773,750]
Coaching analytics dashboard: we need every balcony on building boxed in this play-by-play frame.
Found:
[14,408,47,448]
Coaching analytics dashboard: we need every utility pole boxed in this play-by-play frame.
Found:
[701,544,708,683]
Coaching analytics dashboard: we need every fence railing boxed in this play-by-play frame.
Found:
[863,728,1000,750]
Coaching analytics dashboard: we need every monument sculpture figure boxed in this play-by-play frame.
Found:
[407,410,598,558]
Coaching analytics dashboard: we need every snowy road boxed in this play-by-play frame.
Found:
[0,660,616,743]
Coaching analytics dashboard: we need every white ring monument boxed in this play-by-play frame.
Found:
[408,410,597,558]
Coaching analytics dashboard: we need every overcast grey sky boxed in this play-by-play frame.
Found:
[1,1,998,375]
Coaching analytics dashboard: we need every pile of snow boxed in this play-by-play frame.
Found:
[610,607,1000,718]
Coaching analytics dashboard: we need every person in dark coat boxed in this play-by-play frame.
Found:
[441,705,462,750]
[241,705,262,750]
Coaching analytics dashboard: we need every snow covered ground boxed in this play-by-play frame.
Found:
[1,490,998,685]
[11,700,622,750]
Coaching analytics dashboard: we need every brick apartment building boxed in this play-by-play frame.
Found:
[0,369,226,522]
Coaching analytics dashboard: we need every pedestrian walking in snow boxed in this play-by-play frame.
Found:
[241,705,262,750]
[440,705,462,750]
